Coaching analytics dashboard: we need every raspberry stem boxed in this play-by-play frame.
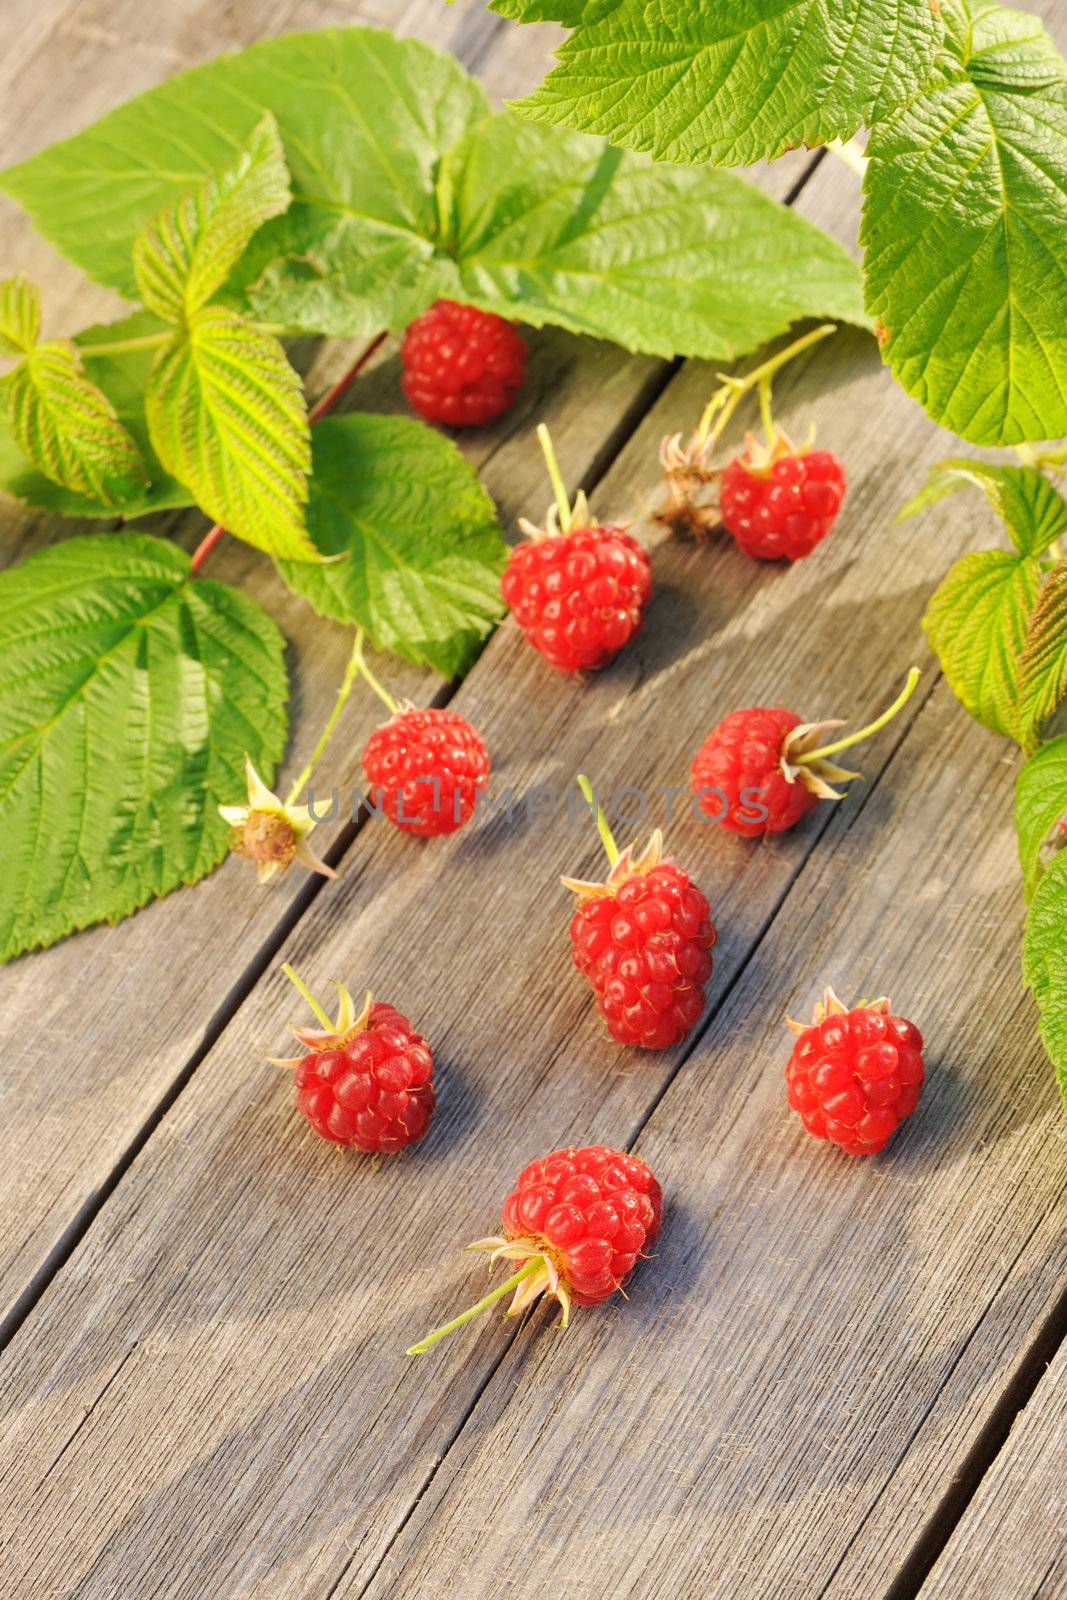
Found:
[352,627,401,716]
[189,523,226,574]
[536,422,574,533]
[826,137,868,176]
[284,632,363,806]
[280,962,333,1031]
[577,773,620,867]
[757,377,775,448]
[695,324,836,450]
[798,667,921,765]
[406,1258,542,1355]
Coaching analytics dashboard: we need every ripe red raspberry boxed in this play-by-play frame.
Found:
[691,669,921,838]
[408,1144,661,1353]
[564,783,715,1049]
[692,706,821,838]
[401,299,526,427]
[275,969,434,1154]
[362,705,489,836]
[721,442,846,561]
[785,989,924,1155]
[501,523,651,672]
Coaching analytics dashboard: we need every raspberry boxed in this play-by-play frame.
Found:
[691,669,922,838]
[721,442,846,561]
[408,1144,661,1353]
[275,969,434,1154]
[362,705,489,836]
[564,781,715,1048]
[503,422,651,673]
[401,299,526,427]
[786,989,924,1155]
[692,706,819,838]
[501,522,652,673]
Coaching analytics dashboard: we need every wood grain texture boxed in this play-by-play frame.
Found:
[359,683,1067,1600]
[338,148,1067,1600]
[0,0,704,1327]
[1,3,1065,1598]
[918,1339,1067,1600]
[2,115,1064,1595]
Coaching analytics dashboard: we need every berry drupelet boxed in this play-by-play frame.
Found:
[565,778,715,1049]
[275,966,434,1154]
[691,668,921,838]
[408,1144,661,1353]
[786,989,925,1155]
[401,299,526,427]
[502,424,651,673]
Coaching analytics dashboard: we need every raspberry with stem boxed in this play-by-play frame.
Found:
[407,1144,662,1355]
[786,988,925,1154]
[354,631,490,836]
[501,424,652,673]
[657,324,837,542]
[564,776,715,1049]
[274,962,434,1153]
[691,668,921,837]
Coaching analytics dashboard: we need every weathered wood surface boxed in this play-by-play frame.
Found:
[0,0,722,1330]
[919,1339,1067,1600]
[0,3,1065,1598]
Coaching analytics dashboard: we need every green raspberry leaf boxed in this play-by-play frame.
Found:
[276,414,506,678]
[0,28,864,359]
[0,275,40,356]
[486,1,594,20]
[1022,850,1067,1109]
[0,28,488,318]
[897,461,1067,558]
[1017,558,1067,750]
[922,548,1040,741]
[863,0,1067,447]
[5,338,149,506]
[425,116,867,360]
[251,113,867,357]
[1014,734,1067,901]
[133,112,291,322]
[0,533,287,962]
[145,305,315,563]
[507,0,943,167]
[0,312,194,519]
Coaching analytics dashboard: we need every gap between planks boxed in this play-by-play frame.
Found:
[0,5,823,1341]
[3,300,1061,1598]
[344,663,946,1600]
[2,6,1065,1598]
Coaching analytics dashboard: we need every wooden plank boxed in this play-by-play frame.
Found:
[348,151,1067,1600]
[358,682,1067,1600]
[1,131,1056,1597]
[918,1340,1067,1600]
[1,0,742,1328]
